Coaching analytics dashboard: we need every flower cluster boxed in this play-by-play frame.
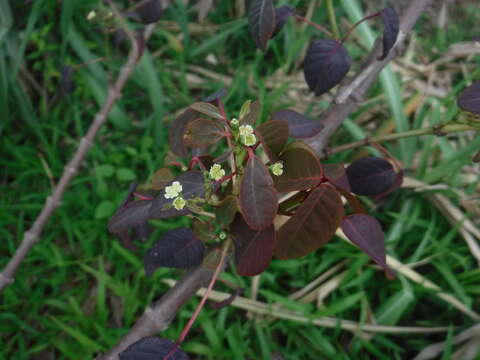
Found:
[238,124,257,147]
[270,162,284,176]
[209,164,225,181]
[164,181,186,210]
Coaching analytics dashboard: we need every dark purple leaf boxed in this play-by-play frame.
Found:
[144,227,205,276]
[372,170,404,201]
[150,171,205,219]
[184,118,225,148]
[119,337,189,360]
[248,0,276,51]
[60,65,75,94]
[169,108,198,157]
[323,163,350,192]
[346,157,396,196]
[304,39,351,96]
[239,155,278,230]
[272,5,295,37]
[108,200,152,233]
[341,214,394,278]
[134,223,152,242]
[256,120,289,162]
[119,182,138,208]
[274,141,323,192]
[378,6,399,60]
[116,230,139,252]
[214,196,238,228]
[202,88,228,103]
[136,0,165,24]
[275,184,344,259]
[458,81,480,115]
[271,109,324,138]
[231,214,276,276]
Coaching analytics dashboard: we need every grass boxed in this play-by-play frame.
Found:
[1,0,480,359]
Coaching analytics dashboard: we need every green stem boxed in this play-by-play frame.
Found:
[323,123,476,159]
[326,0,340,39]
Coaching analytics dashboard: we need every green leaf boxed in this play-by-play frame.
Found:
[95,201,116,219]
[96,164,115,178]
[190,102,224,120]
[116,168,136,182]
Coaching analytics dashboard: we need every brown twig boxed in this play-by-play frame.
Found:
[0,2,144,292]
[100,0,434,357]
[97,267,214,359]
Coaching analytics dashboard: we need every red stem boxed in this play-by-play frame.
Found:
[133,192,153,201]
[340,11,381,43]
[216,171,237,185]
[164,241,230,360]
[293,14,334,38]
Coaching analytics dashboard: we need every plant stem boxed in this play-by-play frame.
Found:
[293,14,334,38]
[340,11,380,43]
[322,123,476,159]
[326,0,340,39]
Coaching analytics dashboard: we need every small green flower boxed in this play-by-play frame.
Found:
[270,162,284,176]
[87,10,97,21]
[219,231,227,240]
[172,196,186,211]
[209,164,226,181]
[230,118,239,127]
[164,181,183,199]
[239,124,254,136]
[242,133,257,147]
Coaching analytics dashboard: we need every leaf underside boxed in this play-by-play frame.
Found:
[248,0,276,51]
[275,184,344,259]
[239,155,278,230]
[272,5,295,37]
[184,118,224,148]
[169,108,199,157]
[108,200,152,233]
[304,39,351,96]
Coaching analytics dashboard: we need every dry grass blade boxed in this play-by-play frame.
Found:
[162,279,451,334]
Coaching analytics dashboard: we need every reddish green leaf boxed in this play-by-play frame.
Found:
[150,171,205,219]
[378,6,399,60]
[346,157,396,196]
[189,102,224,120]
[184,118,225,148]
[275,184,344,259]
[458,81,480,115]
[248,0,276,51]
[108,200,152,233]
[240,100,261,125]
[151,168,174,190]
[274,141,323,192]
[231,214,276,276]
[271,109,323,138]
[239,155,278,230]
[120,337,189,360]
[143,227,205,276]
[214,196,238,228]
[341,214,394,278]
[256,120,289,162]
[304,39,351,96]
[169,108,198,157]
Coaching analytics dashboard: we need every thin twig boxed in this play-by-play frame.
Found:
[0,2,144,292]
